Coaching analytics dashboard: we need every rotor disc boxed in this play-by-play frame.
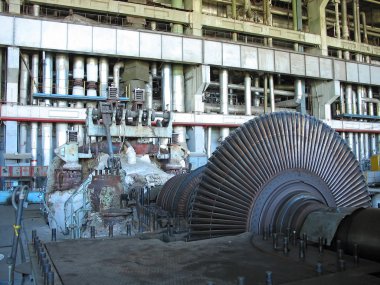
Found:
[189,112,370,239]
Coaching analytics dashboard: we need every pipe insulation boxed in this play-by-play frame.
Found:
[19,54,29,156]
[173,64,186,143]
[99,57,109,97]
[31,54,39,104]
[42,52,53,166]
[244,73,252,116]
[86,57,98,107]
[219,69,229,140]
[73,56,85,145]
[42,52,53,106]
[55,54,69,148]
[161,63,172,112]
[113,62,124,92]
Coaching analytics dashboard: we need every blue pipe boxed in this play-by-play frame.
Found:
[0,191,44,204]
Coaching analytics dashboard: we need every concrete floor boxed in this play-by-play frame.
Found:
[0,204,52,285]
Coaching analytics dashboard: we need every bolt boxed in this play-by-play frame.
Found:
[47,271,54,285]
[338,259,346,272]
[315,262,323,276]
[237,276,245,285]
[337,249,344,260]
[272,233,278,250]
[302,233,308,249]
[32,230,37,243]
[109,225,113,238]
[263,229,268,241]
[353,243,359,264]
[51,228,57,242]
[292,230,297,246]
[265,271,273,285]
[318,237,324,253]
[283,237,289,255]
[299,240,305,260]
[90,226,95,238]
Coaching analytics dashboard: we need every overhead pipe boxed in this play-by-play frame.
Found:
[161,63,172,112]
[204,103,292,115]
[244,73,252,116]
[73,56,85,145]
[208,82,295,97]
[55,54,69,148]
[276,79,303,108]
[99,57,109,97]
[42,51,53,166]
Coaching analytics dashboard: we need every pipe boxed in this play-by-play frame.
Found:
[43,52,53,106]
[55,54,69,105]
[33,4,40,16]
[146,74,153,109]
[244,73,252,116]
[219,69,229,140]
[42,52,53,166]
[161,63,172,112]
[341,0,349,40]
[172,64,186,143]
[345,85,353,114]
[209,82,295,97]
[86,57,98,107]
[55,54,69,148]
[20,53,29,105]
[334,0,342,58]
[31,123,38,166]
[269,75,275,113]
[207,127,212,158]
[219,69,228,115]
[41,122,53,166]
[99,57,109,97]
[73,56,85,145]
[31,54,39,104]
[254,78,260,107]
[113,62,124,92]
[151,62,157,78]
[361,12,368,44]
[19,53,28,157]
[172,65,185,113]
[205,103,292,115]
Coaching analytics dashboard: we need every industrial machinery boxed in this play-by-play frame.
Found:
[45,91,189,238]
[31,112,380,285]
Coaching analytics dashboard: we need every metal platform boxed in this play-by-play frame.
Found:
[30,233,380,285]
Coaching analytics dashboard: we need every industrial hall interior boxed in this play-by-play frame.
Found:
[1,0,380,284]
